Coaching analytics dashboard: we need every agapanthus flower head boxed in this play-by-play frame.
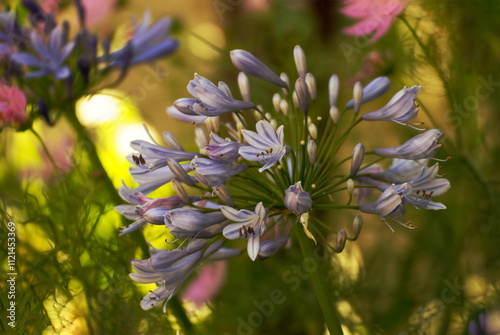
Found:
[11,26,75,79]
[117,44,450,312]
[0,84,28,127]
[341,0,409,43]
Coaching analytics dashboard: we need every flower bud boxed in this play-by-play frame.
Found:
[214,184,235,206]
[329,74,339,106]
[272,93,281,112]
[347,179,354,194]
[353,214,363,238]
[270,119,278,130]
[293,45,307,78]
[172,179,190,204]
[218,81,233,98]
[195,127,209,155]
[345,76,390,109]
[330,106,339,124]
[205,116,220,133]
[292,90,299,108]
[350,143,365,177]
[253,110,263,120]
[168,158,194,186]
[238,72,251,102]
[257,237,288,260]
[280,72,290,88]
[308,123,317,139]
[335,229,347,253]
[265,112,272,121]
[305,73,317,100]
[280,99,289,116]
[307,140,317,164]
[295,77,309,114]
[353,81,363,113]
[230,49,287,87]
[162,132,184,151]
[284,181,312,215]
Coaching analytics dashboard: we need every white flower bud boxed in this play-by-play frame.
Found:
[347,178,354,194]
[305,73,317,100]
[330,105,339,123]
[280,72,290,88]
[195,127,209,155]
[238,72,251,102]
[329,74,339,106]
[353,214,363,238]
[270,119,278,130]
[280,99,289,115]
[307,140,317,164]
[205,116,220,133]
[350,143,365,177]
[293,45,307,78]
[308,123,317,139]
[273,93,281,112]
[254,110,263,120]
[292,90,299,108]
[353,81,363,113]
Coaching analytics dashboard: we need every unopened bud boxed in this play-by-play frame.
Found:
[205,116,220,133]
[280,99,289,115]
[353,214,363,238]
[195,127,209,155]
[307,140,317,164]
[335,229,347,253]
[280,72,290,95]
[347,179,354,194]
[172,179,190,203]
[305,73,317,100]
[273,93,281,112]
[162,132,184,151]
[253,110,263,120]
[308,123,317,139]
[265,112,272,121]
[257,237,288,260]
[350,143,365,177]
[270,119,278,130]
[292,90,299,108]
[293,45,307,78]
[238,72,251,102]
[353,81,363,113]
[167,158,194,186]
[295,77,309,114]
[218,81,233,98]
[214,184,235,206]
[329,74,339,106]
[330,105,339,124]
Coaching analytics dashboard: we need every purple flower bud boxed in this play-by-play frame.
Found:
[284,181,312,215]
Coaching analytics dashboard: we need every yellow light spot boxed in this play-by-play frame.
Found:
[188,23,226,60]
[76,92,122,126]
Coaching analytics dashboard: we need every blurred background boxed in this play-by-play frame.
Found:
[1,0,500,334]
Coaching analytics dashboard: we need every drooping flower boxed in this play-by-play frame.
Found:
[362,86,422,128]
[108,11,178,67]
[341,0,409,44]
[221,202,268,261]
[190,156,247,187]
[345,76,391,109]
[165,209,228,238]
[11,26,75,79]
[238,120,289,172]
[206,132,243,163]
[375,129,444,160]
[230,49,287,88]
[284,181,312,216]
[370,158,428,183]
[0,84,28,127]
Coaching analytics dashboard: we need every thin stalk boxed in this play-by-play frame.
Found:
[294,229,344,335]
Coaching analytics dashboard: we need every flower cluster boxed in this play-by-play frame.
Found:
[117,45,450,311]
[0,1,178,129]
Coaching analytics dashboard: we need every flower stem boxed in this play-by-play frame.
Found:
[294,229,344,335]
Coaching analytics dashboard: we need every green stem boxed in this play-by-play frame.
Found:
[169,296,196,335]
[294,229,344,335]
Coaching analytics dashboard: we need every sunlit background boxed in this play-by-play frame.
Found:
[1,0,500,334]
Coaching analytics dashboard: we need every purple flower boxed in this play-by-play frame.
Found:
[11,27,75,79]
[239,120,290,172]
[375,129,443,160]
[190,156,247,187]
[206,132,243,163]
[230,49,287,88]
[165,209,228,238]
[221,202,268,261]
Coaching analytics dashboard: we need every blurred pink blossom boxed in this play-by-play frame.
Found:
[341,0,409,43]
[244,0,270,11]
[0,84,28,127]
[41,0,117,27]
[182,261,227,308]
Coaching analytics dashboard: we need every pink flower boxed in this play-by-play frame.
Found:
[182,261,227,308]
[0,85,28,127]
[341,0,408,43]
